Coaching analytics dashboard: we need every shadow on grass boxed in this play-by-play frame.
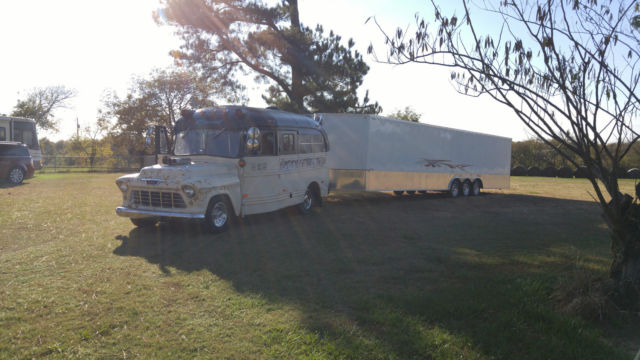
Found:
[0,180,30,188]
[113,192,635,359]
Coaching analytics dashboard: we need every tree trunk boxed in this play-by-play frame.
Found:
[287,0,305,112]
[607,198,640,310]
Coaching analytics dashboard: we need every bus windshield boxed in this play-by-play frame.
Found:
[174,129,241,158]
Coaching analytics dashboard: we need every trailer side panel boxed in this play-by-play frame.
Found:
[323,114,510,192]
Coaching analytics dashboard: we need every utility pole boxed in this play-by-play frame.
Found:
[76,116,79,138]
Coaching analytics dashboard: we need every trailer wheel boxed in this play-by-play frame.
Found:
[298,187,314,215]
[461,180,472,197]
[406,190,416,195]
[450,179,461,198]
[393,190,404,196]
[472,180,482,196]
[131,217,157,228]
[418,190,427,194]
[205,196,231,233]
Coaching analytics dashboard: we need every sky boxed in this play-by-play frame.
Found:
[0,0,531,141]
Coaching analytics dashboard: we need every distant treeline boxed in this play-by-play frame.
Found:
[511,140,640,178]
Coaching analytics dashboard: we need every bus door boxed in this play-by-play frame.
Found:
[277,130,302,206]
[240,129,283,214]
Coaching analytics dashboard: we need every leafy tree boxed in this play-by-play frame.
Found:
[156,0,380,114]
[373,0,640,308]
[11,86,77,132]
[101,68,222,164]
[38,137,57,156]
[387,106,422,122]
[68,119,110,169]
[511,139,577,168]
[100,92,162,168]
[134,68,238,130]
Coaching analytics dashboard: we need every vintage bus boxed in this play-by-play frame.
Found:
[0,116,42,169]
[115,106,329,233]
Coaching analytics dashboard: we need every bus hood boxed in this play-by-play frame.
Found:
[123,159,239,189]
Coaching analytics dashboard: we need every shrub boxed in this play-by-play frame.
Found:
[511,165,527,176]
[557,167,573,178]
[527,166,541,177]
[574,166,589,178]
[541,167,557,177]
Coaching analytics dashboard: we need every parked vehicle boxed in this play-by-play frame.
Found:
[115,106,329,232]
[0,116,42,169]
[320,113,511,196]
[0,142,35,184]
[115,106,510,233]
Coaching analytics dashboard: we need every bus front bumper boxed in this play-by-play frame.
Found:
[115,206,205,220]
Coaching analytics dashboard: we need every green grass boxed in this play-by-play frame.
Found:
[1,174,638,359]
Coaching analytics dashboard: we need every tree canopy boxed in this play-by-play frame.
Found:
[156,0,380,114]
[100,68,220,159]
[132,68,231,129]
[11,86,77,132]
[373,0,640,309]
[387,106,422,122]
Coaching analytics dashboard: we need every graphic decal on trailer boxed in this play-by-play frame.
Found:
[422,159,471,171]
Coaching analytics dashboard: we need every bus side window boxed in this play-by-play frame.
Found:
[13,122,36,148]
[260,132,275,155]
[279,132,296,155]
[299,129,326,153]
[0,128,5,141]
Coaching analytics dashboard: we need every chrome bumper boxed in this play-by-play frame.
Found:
[115,206,205,219]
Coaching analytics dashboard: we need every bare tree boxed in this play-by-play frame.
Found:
[11,86,77,132]
[371,0,640,308]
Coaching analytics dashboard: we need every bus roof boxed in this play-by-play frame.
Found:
[174,106,321,132]
[0,116,36,123]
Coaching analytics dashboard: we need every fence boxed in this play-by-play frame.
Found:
[40,155,156,172]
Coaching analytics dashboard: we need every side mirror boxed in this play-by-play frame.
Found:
[246,138,259,151]
[145,125,154,147]
[155,126,170,155]
[246,127,260,152]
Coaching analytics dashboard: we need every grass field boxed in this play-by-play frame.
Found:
[1,174,639,359]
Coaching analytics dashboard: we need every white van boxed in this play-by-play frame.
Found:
[115,106,330,233]
[0,116,42,169]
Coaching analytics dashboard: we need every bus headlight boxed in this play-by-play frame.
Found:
[182,185,196,198]
[117,182,128,192]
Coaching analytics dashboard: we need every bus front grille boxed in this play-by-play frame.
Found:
[131,190,186,208]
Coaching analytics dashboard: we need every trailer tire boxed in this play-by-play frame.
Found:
[472,179,482,196]
[393,190,404,196]
[418,190,427,194]
[450,179,461,198]
[205,196,232,233]
[298,186,314,215]
[461,180,472,197]
[406,190,416,195]
[131,217,157,228]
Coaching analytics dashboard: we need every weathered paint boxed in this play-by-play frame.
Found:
[116,157,243,219]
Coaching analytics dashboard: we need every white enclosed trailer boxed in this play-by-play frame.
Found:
[321,113,510,195]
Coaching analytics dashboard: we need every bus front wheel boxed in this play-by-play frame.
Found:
[205,196,232,233]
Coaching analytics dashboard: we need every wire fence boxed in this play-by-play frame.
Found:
[39,155,156,173]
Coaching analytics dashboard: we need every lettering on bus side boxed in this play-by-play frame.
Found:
[249,162,268,171]
[279,157,326,171]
